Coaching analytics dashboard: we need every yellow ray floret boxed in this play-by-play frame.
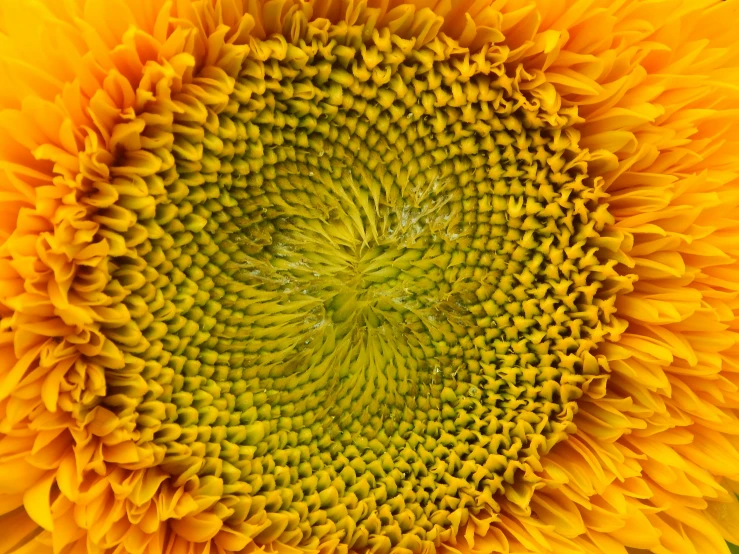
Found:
[0,1,739,554]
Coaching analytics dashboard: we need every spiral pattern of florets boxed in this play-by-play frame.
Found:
[91,26,618,553]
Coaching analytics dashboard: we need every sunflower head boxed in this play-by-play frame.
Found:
[1,1,739,554]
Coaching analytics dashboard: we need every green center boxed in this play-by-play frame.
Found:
[97,29,613,553]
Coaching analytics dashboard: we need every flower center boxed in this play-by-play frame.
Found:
[97,28,615,553]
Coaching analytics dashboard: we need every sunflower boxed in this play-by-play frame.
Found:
[1,0,739,553]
